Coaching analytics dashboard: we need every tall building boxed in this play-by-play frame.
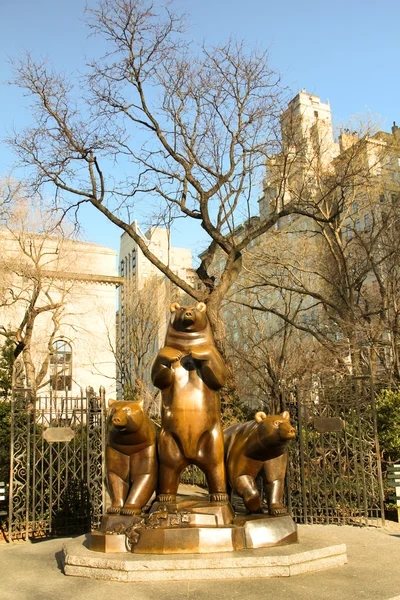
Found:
[119,222,193,287]
[256,90,400,379]
[260,90,339,220]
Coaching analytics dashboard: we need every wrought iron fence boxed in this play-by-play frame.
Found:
[8,386,106,540]
[285,376,385,526]
[3,375,386,539]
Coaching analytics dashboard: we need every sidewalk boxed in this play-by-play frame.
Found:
[1,522,400,600]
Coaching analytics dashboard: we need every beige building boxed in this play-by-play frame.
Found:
[256,90,400,377]
[119,222,193,287]
[0,229,122,398]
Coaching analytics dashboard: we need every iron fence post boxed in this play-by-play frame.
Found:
[296,384,308,524]
[370,376,386,526]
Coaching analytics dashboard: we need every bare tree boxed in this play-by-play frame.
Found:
[225,280,334,411]
[238,127,400,379]
[0,195,76,392]
[8,0,305,358]
[114,275,162,403]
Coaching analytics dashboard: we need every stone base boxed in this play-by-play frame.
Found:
[132,525,243,554]
[64,530,347,581]
[90,531,128,553]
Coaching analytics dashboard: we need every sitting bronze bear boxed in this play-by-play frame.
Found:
[106,399,158,515]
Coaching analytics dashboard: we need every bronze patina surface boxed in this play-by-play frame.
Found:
[151,302,228,504]
[224,411,296,515]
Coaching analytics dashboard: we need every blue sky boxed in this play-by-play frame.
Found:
[1,0,399,258]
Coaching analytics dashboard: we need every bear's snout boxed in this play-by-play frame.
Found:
[112,413,127,427]
[182,309,195,325]
[280,422,296,439]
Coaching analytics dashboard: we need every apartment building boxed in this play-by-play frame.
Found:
[257,90,400,378]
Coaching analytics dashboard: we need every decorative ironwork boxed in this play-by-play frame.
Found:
[285,376,385,526]
[8,386,106,540]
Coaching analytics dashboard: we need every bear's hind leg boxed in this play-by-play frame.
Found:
[233,474,262,513]
[197,429,228,504]
[158,431,186,502]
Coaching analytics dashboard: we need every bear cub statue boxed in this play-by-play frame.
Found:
[224,411,296,515]
[106,399,158,516]
[151,302,228,504]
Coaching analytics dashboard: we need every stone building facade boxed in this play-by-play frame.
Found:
[0,229,122,398]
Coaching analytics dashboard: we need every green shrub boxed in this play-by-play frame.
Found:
[376,388,400,464]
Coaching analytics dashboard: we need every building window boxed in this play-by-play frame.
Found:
[353,201,358,213]
[355,219,361,231]
[120,260,125,276]
[50,340,72,391]
[364,214,371,231]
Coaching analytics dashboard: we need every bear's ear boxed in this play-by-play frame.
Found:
[137,399,144,409]
[255,411,267,423]
[108,398,117,407]
[280,410,290,421]
[170,302,181,313]
[196,302,207,313]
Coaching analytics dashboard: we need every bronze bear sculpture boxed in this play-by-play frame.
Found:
[106,399,158,515]
[151,302,228,503]
[224,411,296,515]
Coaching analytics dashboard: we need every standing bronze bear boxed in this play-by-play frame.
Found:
[151,302,228,504]
[224,411,296,515]
[106,399,158,515]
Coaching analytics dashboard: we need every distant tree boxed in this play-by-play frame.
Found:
[0,338,15,400]
[0,189,77,393]
[225,297,326,412]
[114,276,162,405]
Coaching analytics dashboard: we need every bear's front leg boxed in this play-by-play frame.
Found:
[263,453,288,516]
[121,447,158,515]
[151,346,184,389]
[190,345,227,390]
[106,446,129,514]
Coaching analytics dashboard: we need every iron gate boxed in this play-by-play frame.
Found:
[8,387,106,540]
[285,376,385,525]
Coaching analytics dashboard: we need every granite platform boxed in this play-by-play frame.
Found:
[63,529,347,582]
